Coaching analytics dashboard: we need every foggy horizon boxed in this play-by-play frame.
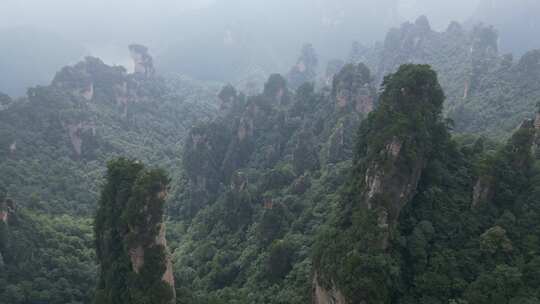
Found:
[0,0,481,64]
[1,0,539,96]
[2,1,540,304]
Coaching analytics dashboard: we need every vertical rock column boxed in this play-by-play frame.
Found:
[314,64,447,304]
[129,44,156,78]
[94,159,175,304]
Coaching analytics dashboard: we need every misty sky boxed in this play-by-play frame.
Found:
[0,0,213,41]
[0,0,479,69]
[0,0,487,95]
[0,0,479,39]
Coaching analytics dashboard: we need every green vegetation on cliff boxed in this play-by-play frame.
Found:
[1,17,540,304]
[365,16,540,138]
[314,64,540,304]
[314,64,448,303]
[0,46,216,303]
[0,52,217,216]
[94,158,174,304]
[166,62,376,303]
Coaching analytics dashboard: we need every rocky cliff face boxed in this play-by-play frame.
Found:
[377,16,435,82]
[47,45,163,157]
[355,65,445,234]
[182,73,291,201]
[126,183,176,301]
[0,198,15,225]
[0,41,218,216]
[50,56,125,157]
[129,44,156,78]
[369,16,540,136]
[173,54,377,303]
[362,136,425,232]
[94,159,175,304]
[472,175,494,208]
[313,61,540,303]
[313,64,447,304]
[332,63,376,114]
[64,122,96,157]
[312,274,346,304]
[375,16,496,105]
[287,44,318,90]
[0,195,15,264]
[180,62,373,216]
[473,118,538,208]
[53,61,96,101]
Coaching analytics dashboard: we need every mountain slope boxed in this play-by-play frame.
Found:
[168,64,376,303]
[0,46,217,303]
[0,46,217,215]
[169,61,540,304]
[1,15,540,304]
[313,65,540,304]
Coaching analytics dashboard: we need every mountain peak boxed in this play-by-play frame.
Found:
[129,44,155,78]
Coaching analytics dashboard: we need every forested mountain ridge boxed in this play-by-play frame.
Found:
[0,45,217,215]
[0,45,217,303]
[0,15,540,304]
[169,63,376,303]
[170,61,540,303]
[313,65,540,303]
[352,16,540,137]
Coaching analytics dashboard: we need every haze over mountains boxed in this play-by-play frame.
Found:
[469,0,540,54]
[5,0,540,96]
[1,1,540,304]
[132,0,540,88]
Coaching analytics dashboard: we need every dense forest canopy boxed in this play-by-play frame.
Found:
[0,2,540,304]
